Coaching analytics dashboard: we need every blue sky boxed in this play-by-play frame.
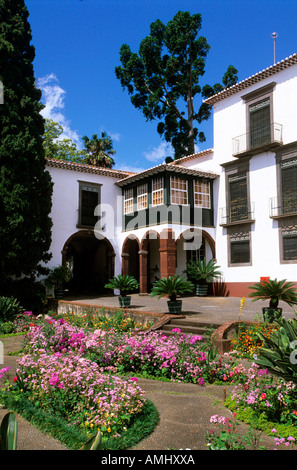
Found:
[26,0,297,172]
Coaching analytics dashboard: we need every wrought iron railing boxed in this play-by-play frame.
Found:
[232,122,283,155]
[219,202,255,225]
[269,194,297,218]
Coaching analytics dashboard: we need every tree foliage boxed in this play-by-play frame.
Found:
[82,132,116,168]
[115,11,238,159]
[43,119,87,163]
[0,0,53,285]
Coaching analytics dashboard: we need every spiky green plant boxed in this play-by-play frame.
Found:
[185,258,221,285]
[248,278,297,309]
[150,275,194,301]
[104,274,139,297]
[0,296,23,324]
[0,412,17,450]
[80,430,102,450]
[255,316,297,383]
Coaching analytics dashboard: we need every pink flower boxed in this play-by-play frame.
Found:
[172,328,181,333]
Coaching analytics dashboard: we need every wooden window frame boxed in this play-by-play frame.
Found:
[193,180,211,209]
[77,181,101,228]
[151,177,164,207]
[137,183,148,210]
[124,188,134,214]
[170,176,188,206]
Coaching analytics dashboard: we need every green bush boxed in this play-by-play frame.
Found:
[0,296,23,324]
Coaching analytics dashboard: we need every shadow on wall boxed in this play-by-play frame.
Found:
[212,280,230,297]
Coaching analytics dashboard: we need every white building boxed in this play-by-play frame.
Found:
[46,54,297,297]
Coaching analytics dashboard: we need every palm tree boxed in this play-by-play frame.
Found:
[82,132,116,168]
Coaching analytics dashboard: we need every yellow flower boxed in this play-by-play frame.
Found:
[107,427,111,433]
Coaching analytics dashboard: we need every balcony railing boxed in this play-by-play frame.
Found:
[219,202,255,226]
[269,194,297,218]
[232,123,283,156]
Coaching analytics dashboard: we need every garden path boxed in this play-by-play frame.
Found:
[0,335,278,451]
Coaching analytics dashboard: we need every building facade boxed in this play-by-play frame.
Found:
[45,54,297,297]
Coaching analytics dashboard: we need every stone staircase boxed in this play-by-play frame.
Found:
[157,317,222,342]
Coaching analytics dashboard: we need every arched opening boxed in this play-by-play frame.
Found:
[62,231,115,295]
[122,235,140,285]
[140,230,160,293]
[176,229,216,274]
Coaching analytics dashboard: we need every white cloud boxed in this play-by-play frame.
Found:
[37,73,81,146]
[143,142,173,163]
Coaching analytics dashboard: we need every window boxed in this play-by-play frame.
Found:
[137,183,148,210]
[281,159,297,214]
[230,234,250,264]
[124,188,134,214]
[228,173,249,222]
[249,97,271,149]
[170,176,188,205]
[79,182,100,227]
[228,228,251,266]
[282,229,297,260]
[194,180,211,209]
[152,177,163,206]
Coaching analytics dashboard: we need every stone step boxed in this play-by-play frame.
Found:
[167,318,221,329]
[159,318,222,341]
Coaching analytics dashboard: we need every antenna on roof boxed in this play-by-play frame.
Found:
[271,32,278,65]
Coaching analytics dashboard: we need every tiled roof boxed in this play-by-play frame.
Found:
[115,162,218,187]
[204,53,297,105]
[46,158,135,179]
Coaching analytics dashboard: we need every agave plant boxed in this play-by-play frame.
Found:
[255,316,297,383]
[0,412,17,450]
[248,278,297,309]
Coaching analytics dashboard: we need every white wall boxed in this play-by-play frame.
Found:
[46,165,123,275]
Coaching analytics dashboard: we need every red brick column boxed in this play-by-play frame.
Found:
[139,250,148,293]
[159,230,176,279]
[121,253,129,276]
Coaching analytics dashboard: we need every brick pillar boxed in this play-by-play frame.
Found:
[121,252,129,276]
[159,230,176,279]
[139,250,148,293]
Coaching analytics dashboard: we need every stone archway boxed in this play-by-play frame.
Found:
[62,231,115,295]
[121,235,140,285]
[176,229,216,274]
[139,230,161,293]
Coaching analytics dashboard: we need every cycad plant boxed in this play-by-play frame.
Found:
[150,275,194,313]
[248,278,297,322]
[105,274,139,307]
[185,258,221,296]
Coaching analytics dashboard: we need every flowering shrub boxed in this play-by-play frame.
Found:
[22,319,247,385]
[205,413,265,450]
[12,352,145,438]
[229,362,297,428]
[230,322,279,358]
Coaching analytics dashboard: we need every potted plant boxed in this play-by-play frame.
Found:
[248,278,297,322]
[104,274,139,307]
[185,258,222,296]
[45,265,72,299]
[150,275,194,314]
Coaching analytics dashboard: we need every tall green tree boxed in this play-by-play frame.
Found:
[82,132,116,168]
[0,0,53,286]
[43,119,87,163]
[115,11,238,159]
